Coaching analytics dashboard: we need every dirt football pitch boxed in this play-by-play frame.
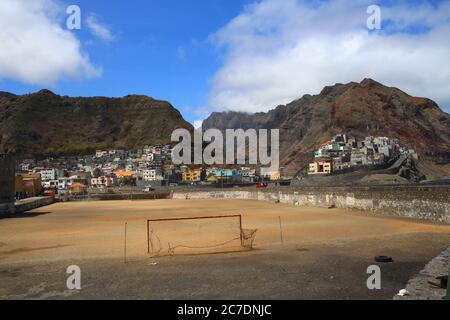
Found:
[1,199,450,300]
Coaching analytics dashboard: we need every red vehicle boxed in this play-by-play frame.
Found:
[256,183,268,189]
[43,190,56,197]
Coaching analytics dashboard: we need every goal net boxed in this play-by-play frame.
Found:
[147,215,257,257]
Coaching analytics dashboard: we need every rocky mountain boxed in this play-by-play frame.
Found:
[0,90,193,158]
[203,79,450,177]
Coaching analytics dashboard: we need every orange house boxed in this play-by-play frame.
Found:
[69,182,87,195]
[112,171,136,178]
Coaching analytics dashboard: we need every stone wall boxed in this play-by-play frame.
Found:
[15,197,55,214]
[172,186,450,224]
[65,192,171,202]
[0,154,15,214]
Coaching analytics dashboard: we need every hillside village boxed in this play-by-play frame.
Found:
[11,132,422,200]
[308,134,418,175]
[13,144,269,199]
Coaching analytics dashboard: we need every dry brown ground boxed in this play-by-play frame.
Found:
[1,199,449,265]
[2,199,450,299]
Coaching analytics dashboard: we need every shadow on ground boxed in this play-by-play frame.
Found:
[0,212,52,220]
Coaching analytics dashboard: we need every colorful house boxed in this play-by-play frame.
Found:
[182,168,205,183]
[69,182,87,195]
[308,160,333,175]
[112,171,136,178]
[214,169,242,183]
[18,173,42,197]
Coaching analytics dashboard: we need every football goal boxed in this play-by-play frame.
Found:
[146,215,257,257]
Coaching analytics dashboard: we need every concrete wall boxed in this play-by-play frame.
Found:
[173,186,450,224]
[0,202,15,215]
[65,192,172,202]
[15,197,55,214]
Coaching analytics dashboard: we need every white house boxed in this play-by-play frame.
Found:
[91,176,114,188]
[40,169,57,181]
[96,150,108,158]
[43,180,59,189]
[143,169,163,182]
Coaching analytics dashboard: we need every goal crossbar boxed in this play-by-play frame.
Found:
[147,214,242,222]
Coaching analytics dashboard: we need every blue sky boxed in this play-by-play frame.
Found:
[0,0,449,125]
[0,0,253,123]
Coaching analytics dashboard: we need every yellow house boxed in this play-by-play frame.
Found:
[261,170,281,181]
[206,174,218,183]
[19,173,42,197]
[269,171,281,181]
[15,175,24,193]
[308,160,333,175]
[182,168,204,183]
[309,163,319,174]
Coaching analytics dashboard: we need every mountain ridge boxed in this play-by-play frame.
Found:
[0,90,193,158]
[203,79,450,176]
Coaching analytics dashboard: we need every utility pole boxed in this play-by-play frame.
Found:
[124,222,127,264]
[278,216,284,246]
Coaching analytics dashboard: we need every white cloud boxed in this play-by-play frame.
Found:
[0,0,101,86]
[86,14,115,42]
[208,0,450,113]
